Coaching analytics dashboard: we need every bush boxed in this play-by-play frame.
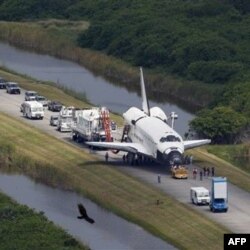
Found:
[187,60,242,83]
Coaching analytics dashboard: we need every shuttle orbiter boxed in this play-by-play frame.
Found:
[87,67,211,165]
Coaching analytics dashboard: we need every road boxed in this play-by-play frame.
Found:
[0,88,250,234]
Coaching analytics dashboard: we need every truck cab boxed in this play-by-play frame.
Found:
[210,177,228,212]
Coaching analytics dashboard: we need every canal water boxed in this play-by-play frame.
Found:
[0,174,176,250]
[0,42,194,136]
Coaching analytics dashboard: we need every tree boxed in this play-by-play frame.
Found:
[190,106,248,144]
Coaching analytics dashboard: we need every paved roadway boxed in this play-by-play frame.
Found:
[0,88,250,234]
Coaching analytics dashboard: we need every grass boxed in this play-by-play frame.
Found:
[188,147,250,192]
[0,192,88,250]
[206,144,250,173]
[0,112,229,250]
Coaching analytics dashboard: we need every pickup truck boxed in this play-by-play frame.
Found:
[6,82,21,94]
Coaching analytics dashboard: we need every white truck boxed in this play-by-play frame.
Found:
[210,177,228,212]
[22,101,44,119]
[57,106,74,132]
[190,187,210,205]
[71,107,110,142]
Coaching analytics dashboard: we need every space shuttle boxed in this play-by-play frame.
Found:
[87,67,211,165]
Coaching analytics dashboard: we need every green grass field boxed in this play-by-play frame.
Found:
[189,147,250,192]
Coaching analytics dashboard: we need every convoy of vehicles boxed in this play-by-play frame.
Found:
[190,187,210,205]
[210,177,228,212]
[6,82,21,94]
[22,101,44,119]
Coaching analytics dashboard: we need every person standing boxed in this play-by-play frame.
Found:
[203,167,206,177]
[207,167,210,177]
[158,175,161,184]
[193,168,197,179]
[190,155,193,165]
[212,167,215,177]
[200,170,203,181]
[105,152,109,162]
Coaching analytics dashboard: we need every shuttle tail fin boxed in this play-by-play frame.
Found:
[140,67,150,116]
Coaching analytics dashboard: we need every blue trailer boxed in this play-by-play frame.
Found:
[210,177,228,212]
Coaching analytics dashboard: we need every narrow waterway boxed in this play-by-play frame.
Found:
[0,174,176,250]
[0,42,194,136]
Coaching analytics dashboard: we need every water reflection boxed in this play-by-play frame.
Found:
[0,174,176,250]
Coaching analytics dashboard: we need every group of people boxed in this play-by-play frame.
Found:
[192,166,215,180]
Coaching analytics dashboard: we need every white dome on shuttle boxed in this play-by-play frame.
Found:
[150,107,168,123]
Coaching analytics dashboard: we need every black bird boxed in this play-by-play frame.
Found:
[77,203,95,224]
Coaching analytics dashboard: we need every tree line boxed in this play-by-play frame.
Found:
[0,0,249,143]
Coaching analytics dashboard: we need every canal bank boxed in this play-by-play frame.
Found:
[0,42,193,136]
[0,174,173,250]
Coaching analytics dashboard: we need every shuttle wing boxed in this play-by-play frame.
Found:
[183,139,211,150]
[86,141,150,155]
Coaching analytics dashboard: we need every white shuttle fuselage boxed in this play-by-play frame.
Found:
[123,107,184,165]
[86,67,211,166]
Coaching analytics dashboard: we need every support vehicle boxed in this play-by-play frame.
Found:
[22,101,44,119]
[50,115,59,126]
[210,177,228,212]
[48,101,63,112]
[71,107,110,142]
[35,95,49,107]
[190,187,210,205]
[25,91,38,101]
[57,106,74,132]
[6,82,21,94]
[171,165,188,179]
[0,77,7,89]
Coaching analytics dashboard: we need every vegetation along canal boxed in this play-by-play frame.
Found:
[0,174,175,250]
[0,42,194,136]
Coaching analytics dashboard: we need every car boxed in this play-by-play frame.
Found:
[48,101,63,112]
[25,90,38,101]
[35,95,49,107]
[50,115,59,126]
[6,82,21,94]
[0,77,7,89]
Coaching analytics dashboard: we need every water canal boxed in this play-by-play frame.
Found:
[0,173,175,250]
[0,42,194,136]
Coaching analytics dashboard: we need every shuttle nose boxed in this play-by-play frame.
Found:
[168,151,182,166]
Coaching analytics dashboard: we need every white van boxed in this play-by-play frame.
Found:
[190,187,210,205]
[22,101,44,119]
